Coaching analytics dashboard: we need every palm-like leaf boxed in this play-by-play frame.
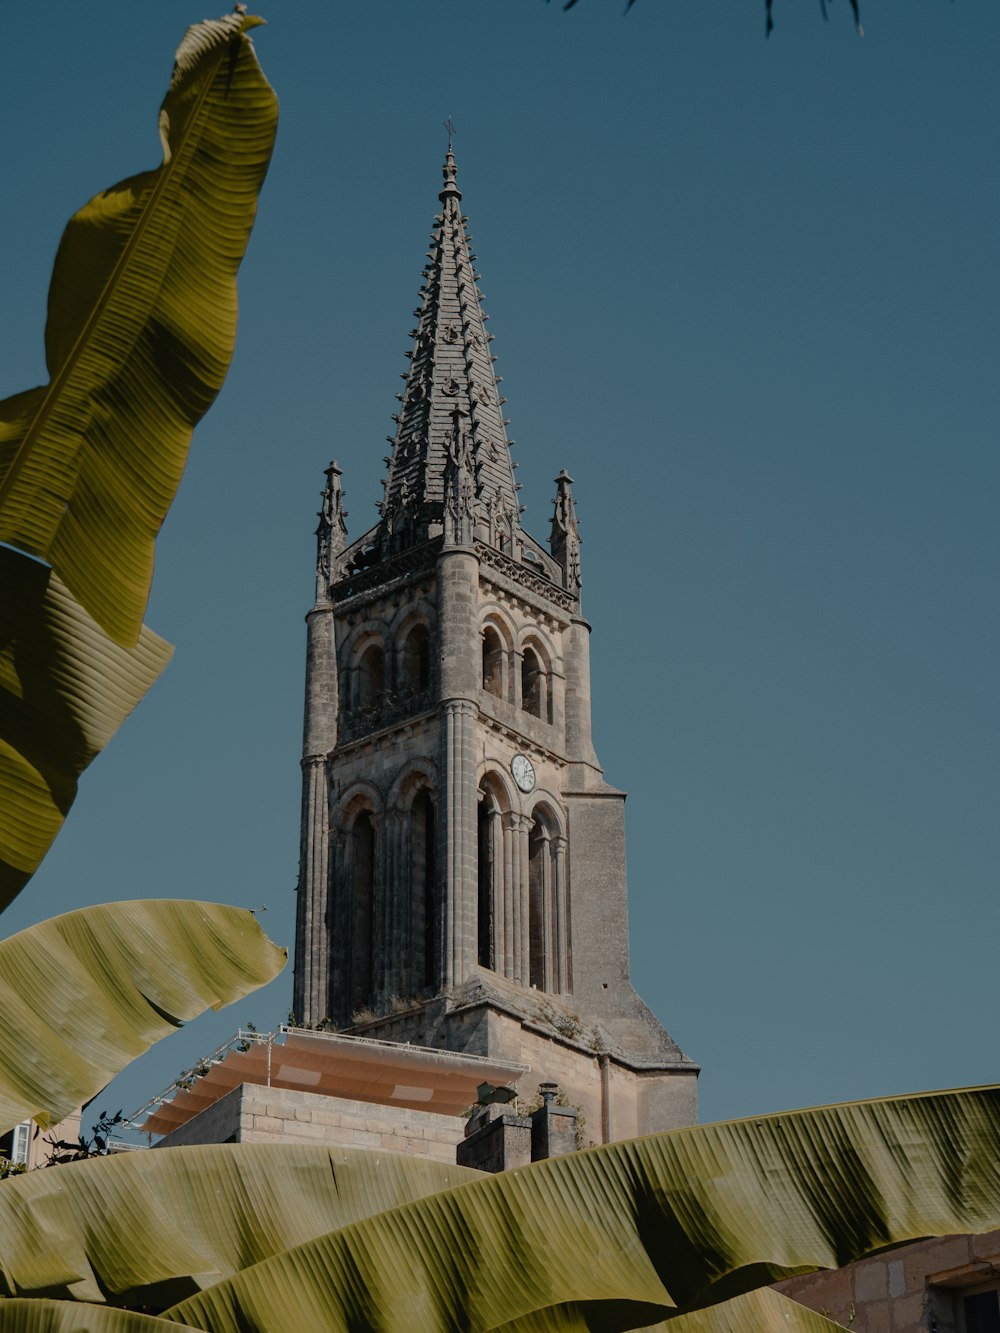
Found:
[163,1086,1000,1332]
[0,1143,478,1308]
[495,1288,850,1332]
[0,1301,202,1333]
[0,901,285,1134]
[0,13,278,647]
[0,548,172,910]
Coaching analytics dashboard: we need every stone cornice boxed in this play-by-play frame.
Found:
[476,541,577,619]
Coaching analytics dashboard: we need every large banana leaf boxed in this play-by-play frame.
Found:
[164,1085,1000,1332]
[0,13,278,647]
[0,1302,202,1333]
[0,1143,479,1308]
[0,547,172,911]
[0,1289,859,1333]
[0,901,285,1134]
[658,1290,851,1333]
[495,1288,849,1332]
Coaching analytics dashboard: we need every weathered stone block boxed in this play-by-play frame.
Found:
[457,1113,531,1173]
[854,1260,888,1304]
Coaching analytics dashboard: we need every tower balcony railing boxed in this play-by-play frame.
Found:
[339,686,433,743]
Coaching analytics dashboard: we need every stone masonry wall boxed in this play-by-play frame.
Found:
[154,1083,464,1165]
[778,1230,1000,1332]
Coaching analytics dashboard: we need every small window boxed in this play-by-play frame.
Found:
[11,1122,30,1166]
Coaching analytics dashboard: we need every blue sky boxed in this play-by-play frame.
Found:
[1,1,997,1131]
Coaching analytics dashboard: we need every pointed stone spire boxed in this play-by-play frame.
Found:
[549,469,582,596]
[381,148,519,548]
[315,461,347,601]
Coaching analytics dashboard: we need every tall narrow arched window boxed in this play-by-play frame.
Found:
[528,817,550,990]
[357,643,385,708]
[349,810,376,1011]
[521,647,543,719]
[477,787,501,970]
[482,627,503,698]
[410,789,436,990]
[401,623,430,695]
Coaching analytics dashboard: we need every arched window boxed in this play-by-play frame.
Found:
[400,623,430,695]
[520,641,553,723]
[527,805,570,994]
[357,642,385,709]
[410,789,436,990]
[482,627,503,698]
[349,810,376,1011]
[528,816,550,990]
[521,647,543,719]
[477,783,502,970]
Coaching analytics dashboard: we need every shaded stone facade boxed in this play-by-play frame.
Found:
[293,149,697,1139]
[779,1231,1000,1332]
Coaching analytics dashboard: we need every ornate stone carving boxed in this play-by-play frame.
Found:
[333,541,439,606]
[476,541,578,614]
[316,461,348,599]
[486,485,517,555]
[443,409,478,547]
[339,687,433,745]
[549,468,582,596]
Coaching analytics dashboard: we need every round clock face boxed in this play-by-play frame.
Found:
[511,753,536,793]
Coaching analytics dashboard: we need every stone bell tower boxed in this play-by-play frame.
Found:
[293,148,698,1140]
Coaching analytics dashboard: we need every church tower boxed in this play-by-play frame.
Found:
[294,149,698,1139]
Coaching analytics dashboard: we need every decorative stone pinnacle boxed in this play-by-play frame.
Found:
[550,469,582,598]
[315,460,347,600]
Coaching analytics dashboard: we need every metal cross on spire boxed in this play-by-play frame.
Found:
[444,116,456,150]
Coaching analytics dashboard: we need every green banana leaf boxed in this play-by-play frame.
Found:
[0,1301,202,1333]
[494,1288,849,1332]
[164,1085,1000,1332]
[657,1289,851,1332]
[0,901,285,1134]
[0,547,172,911]
[0,12,278,647]
[0,1143,479,1308]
